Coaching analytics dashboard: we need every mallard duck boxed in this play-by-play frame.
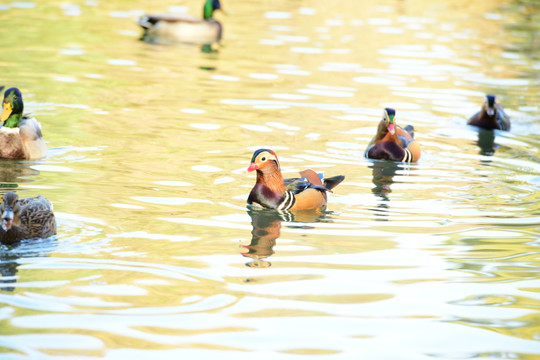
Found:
[0,192,56,245]
[468,94,511,131]
[247,149,345,211]
[365,108,421,163]
[137,0,224,45]
[0,87,47,160]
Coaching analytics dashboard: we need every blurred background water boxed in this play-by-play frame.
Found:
[0,0,539,359]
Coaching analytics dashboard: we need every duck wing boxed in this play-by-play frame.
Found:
[138,13,203,29]
[19,196,56,239]
[19,116,47,159]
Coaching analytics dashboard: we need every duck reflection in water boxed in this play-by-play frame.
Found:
[368,160,402,220]
[475,127,497,156]
[370,160,400,201]
[0,237,57,292]
[0,251,19,292]
[0,160,40,186]
[242,208,323,268]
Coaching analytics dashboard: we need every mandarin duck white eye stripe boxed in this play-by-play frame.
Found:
[247,149,344,211]
[365,108,421,163]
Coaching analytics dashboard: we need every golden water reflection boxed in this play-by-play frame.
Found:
[0,0,539,359]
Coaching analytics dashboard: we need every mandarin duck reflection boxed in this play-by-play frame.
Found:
[241,209,282,268]
[468,95,510,131]
[371,160,400,201]
[365,108,421,163]
[0,192,56,245]
[0,87,47,160]
[242,208,327,268]
[137,0,224,46]
[247,149,344,212]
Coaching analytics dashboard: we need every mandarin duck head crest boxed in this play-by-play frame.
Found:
[247,149,280,173]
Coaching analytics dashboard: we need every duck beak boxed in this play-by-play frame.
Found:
[486,107,495,116]
[387,123,395,135]
[247,163,258,172]
[2,207,13,231]
[1,102,12,122]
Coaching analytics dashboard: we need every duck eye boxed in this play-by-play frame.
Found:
[261,156,266,161]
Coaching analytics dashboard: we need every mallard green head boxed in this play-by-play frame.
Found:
[383,108,396,135]
[203,0,222,20]
[1,87,24,128]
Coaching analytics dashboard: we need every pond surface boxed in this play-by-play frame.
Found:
[1,0,539,359]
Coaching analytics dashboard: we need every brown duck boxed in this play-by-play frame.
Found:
[247,149,345,211]
[0,192,56,245]
[468,94,511,131]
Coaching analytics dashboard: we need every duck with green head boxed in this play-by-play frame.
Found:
[137,0,224,45]
[0,87,47,160]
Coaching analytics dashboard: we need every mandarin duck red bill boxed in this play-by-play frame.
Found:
[246,149,344,211]
[365,108,421,163]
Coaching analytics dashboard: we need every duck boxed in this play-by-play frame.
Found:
[0,192,56,245]
[365,108,421,163]
[468,94,511,131]
[137,0,224,45]
[0,87,48,160]
[247,149,345,211]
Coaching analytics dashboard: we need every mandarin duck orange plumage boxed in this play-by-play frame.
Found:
[468,94,510,131]
[247,149,344,211]
[365,108,421,163]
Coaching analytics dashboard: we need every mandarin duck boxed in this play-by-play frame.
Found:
[247,149,345,211]
[0,87,47,160]
[468,94,510,131]
[137,0,224,45]
[365,108,421,163]
[0,192,56,245]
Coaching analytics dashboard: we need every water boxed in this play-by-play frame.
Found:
[1,0,539,359]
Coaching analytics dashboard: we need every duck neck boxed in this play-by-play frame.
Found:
[3,113,22,128]
[375,120,388,142]
[203,0,215,19]
[377,122,400,145]
[257,163,285,194]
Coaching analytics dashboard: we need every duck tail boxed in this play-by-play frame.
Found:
[323,175,345,191]
[137,16,154,29]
